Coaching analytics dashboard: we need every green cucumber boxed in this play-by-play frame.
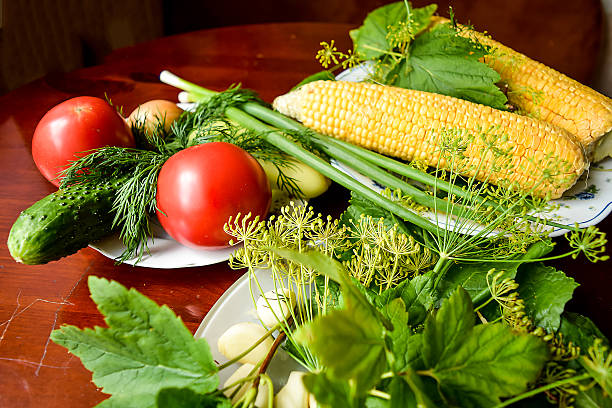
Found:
[7,180,122,265]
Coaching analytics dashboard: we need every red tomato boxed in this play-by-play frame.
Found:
[32,96,134,186]
[156,142,271,248]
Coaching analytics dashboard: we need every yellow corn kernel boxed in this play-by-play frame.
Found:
[273,80,587,199]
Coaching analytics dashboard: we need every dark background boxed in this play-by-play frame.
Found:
[0,0,608,94]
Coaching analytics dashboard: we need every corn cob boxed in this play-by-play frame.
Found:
[273,80,587,199]
[431,17,612,159]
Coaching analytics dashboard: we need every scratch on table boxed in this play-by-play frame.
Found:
[34,265,91,376]
[0,357,69,370]
[0,294,73,337]
[0,290,21,343]
[0,265,91,375]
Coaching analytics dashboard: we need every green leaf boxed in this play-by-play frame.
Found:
[156,388,231,408]
[422,287,475,367]
[431,323,548,407]
[350,3,436,60]
[410,274,435,310]
[274,248,390,391]
[314,275,342,310]
[96,394,153,408]
[51,277,219,408]
[516,264,578,331]
[273,247,391,329]
[295,306,386,392]
[575,386,612,408]
[422,287,549,407]
[558,312,610,351]
[381,298,421,372]
[303,372,358,408]
[389,376,417,408]
[389,24,508,109]
[376,278,427,326]
[439,240,554,304]
[401,368,439,408]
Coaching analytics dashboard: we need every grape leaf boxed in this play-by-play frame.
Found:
[516,263,579,331]
[387,24,508,109]
[422,287,549,407]
[558,312,610,351]
[350,2,437,60]
[51,277,219,408]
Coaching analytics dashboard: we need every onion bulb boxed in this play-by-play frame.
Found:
[127,99,182,135]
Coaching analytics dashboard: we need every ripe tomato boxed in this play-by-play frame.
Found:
[156,142,271,248]
[32,96,134,186]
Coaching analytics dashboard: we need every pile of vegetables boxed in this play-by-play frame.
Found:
[6,1,612,407]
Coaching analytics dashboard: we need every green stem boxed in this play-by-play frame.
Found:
[167,70,575,235]
[368,389,391,400]
[219,373,260,394]
[432,255,452,290]
[311,135,476,219]
[473,297,494,312]
[492,373,591,408]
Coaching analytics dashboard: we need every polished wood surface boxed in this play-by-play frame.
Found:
[0,22,610,407]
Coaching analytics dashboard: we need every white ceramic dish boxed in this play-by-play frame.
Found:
[193,269,303,390]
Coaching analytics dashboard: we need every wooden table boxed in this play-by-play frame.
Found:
[0,22,610,407]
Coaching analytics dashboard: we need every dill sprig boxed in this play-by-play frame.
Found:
[60,147,170,262]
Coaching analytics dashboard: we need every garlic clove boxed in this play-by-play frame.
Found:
[222,363,270,407]
[274,371,309,408]
[256,289,297,327]
[309,392,318,408]
[217,322,274,365]
[223,363,255,403]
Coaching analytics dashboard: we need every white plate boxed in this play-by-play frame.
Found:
[193,269,303,391]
